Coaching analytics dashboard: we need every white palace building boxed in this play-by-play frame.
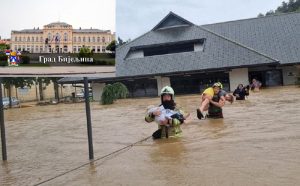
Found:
[10,22,115,53]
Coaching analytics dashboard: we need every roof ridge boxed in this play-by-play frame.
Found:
[117,12,194,51]
[152,11,194,31]
[197,25,279,62]
[201,11,300,27]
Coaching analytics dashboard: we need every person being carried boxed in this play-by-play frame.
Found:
[233,84,249,100]
[197,82,233,119]
[147,105,188,125]
[145,86,190,139]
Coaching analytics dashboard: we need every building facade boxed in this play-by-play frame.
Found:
[116,12,300,95]
[10,22,115,53]
[59,12,300,100]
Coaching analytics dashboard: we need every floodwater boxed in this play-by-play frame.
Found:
[1,86,300,186]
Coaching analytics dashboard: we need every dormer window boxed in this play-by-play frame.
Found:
[125,39,206,59]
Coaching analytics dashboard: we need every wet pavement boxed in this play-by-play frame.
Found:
[1,86,300,186]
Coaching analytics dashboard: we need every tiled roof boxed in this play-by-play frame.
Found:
[73,29,111,33]
[203,12,300,64]
[116,12,300,77]
[116,25,277,77]
[12,29,43,34]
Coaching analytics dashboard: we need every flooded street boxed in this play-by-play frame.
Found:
[1,86,300,186]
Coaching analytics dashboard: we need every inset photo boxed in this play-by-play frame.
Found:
[0,0,115,76]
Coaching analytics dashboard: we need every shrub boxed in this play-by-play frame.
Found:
[101,84,115,105]
[112,82,129,99]
[21,55,30,64]
[101,82,129,105]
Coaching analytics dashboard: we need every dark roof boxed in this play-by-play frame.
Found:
[203,12,300,65]
[73,29,111,33]
[12,29,43,34]
[44,22,72,27]
[152,11,194,31]
[116,23,278,77]
[116,12,300,77]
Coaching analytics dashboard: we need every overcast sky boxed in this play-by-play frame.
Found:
[0,0,115,39]
[117,0,284,41]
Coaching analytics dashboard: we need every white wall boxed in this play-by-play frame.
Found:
[229,68,249,91]
[155,76,170,96]
[281,65,300,85]
[92,83,105,101]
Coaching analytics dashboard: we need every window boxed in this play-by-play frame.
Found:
[88,37,91,42]
[97,37,100,42]
[40,46,43,52]
[63,45,68,52]
[40,37,43,42]
[92,46,95,52]
[144,42,193,57]
[36,37,39,42]
[48,33,51,41]
[83,37,86,42]
[144,39,205,57]
[32,37,34,42]
[73,37,76,42]
[55,33,60,43]
[35,46,39,52]
[23,37,26,42]
[97,46,101,52]
[15,37,18,42]
[19,37,22,41]
[102,47,105,52]
[126,39,205,59]
[73,46,77,52]
[64,33,68,42]
[27,37,30,42]
[14,46,17,51]
[92,37,95,42]
[102,37,105,43]
[78,37,81,42]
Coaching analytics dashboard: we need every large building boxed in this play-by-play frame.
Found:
[116,12,300,95]
[59,12,300,100]
[10,22,115,53]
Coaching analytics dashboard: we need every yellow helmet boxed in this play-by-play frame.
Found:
[213,82,223,89]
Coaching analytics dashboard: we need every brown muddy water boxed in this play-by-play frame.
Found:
[1,86,300,186]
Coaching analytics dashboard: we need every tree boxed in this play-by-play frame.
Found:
[112,82,129,99]
[259,0,300,17]
[35,77,52,101]
[106,40,116,53]
[1,78,35,107]
[0,44,9,51]
[101,82,129,105]
[49,77,61,102]
[101,84,115,105]
[117,37,124,46]
[78,47,93,58]
[257,13,264,17]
